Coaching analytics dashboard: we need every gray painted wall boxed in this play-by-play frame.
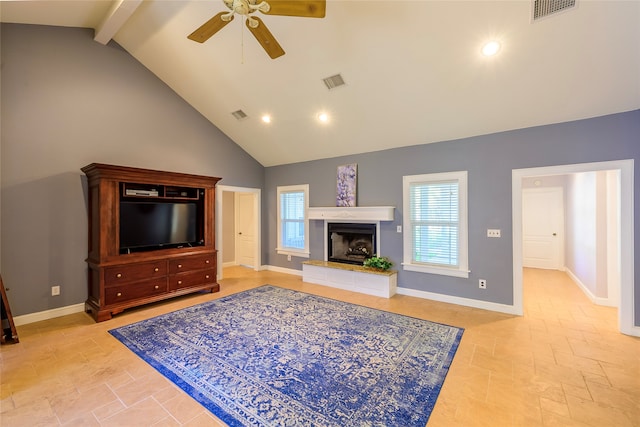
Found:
[0,24,264,316]
[1,24,638,328]
[265,110,640,325]
[565,171,613,299]
[566,172,598,294]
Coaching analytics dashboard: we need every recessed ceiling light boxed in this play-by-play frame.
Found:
[481,41,501,56]
[261,115,271,124]
[318,112,329,123]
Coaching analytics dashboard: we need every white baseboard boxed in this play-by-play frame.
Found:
[622,324,640,337]
[222,261,237,268]
[565,268,617,307]
[396,286,521,316]
[267,265,518,314]
[265,265,303,276]
[13,303,86,326]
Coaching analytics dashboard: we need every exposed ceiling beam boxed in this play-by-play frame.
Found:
[94,0,143,45]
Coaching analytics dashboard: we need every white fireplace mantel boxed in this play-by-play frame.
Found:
[308,206,395,221]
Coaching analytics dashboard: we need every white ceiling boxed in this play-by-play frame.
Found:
[2,0,639,167]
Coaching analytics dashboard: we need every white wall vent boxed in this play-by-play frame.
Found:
[231,109,248,120]
[533,0,576,20]
[323,74,345,90]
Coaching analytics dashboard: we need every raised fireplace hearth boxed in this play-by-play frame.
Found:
[328,222,376,265]
[303,260,397,298]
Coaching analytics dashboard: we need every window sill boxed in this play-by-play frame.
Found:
[276,249,310,258]
[402,263,469,278]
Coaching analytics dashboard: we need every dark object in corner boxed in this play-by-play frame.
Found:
[1,274,19,344]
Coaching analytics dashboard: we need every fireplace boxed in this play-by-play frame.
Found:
[328,222,376,265]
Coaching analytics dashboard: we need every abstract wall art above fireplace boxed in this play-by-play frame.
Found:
[336,163,357,207]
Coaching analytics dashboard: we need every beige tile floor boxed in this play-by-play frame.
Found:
[1,267,638,426]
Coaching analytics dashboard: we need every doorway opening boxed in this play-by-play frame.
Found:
[513,160,635,336]
[216,185,262,281]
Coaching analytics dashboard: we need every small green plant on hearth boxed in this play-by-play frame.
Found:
[363,255,393,271]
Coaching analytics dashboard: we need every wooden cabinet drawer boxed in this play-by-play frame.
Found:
[169,254,215,274]
[170,268,216,291]
[105,261,167,286]
[105,278,168,305]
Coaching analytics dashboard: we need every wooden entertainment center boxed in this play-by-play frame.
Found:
[82,163,221,322]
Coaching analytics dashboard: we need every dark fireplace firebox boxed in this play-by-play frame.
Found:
[328,222,376,265]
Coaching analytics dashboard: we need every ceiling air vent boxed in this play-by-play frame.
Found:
[231,109,248,120]
[323,74,345,90]
[532,0,576,20]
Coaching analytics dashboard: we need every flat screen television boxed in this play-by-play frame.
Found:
[119,201,200,253]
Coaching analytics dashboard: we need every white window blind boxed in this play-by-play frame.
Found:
[410,180,459,267]
[276,184,309,258]
[280,191,305,249]
[403,171,468,278]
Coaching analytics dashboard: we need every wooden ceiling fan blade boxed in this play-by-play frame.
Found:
[246,17,285,59]
[188,12,234,43]
[263,0,326,18]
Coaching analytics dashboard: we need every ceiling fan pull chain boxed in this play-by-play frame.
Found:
[240,17,245,64]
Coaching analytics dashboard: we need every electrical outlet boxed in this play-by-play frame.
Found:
[397,225,402,233]
[51,285,61,296]
[287,254,292,261]
[478,279,487,289]
[487,229,501,238]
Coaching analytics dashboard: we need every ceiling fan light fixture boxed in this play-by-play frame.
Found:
[481,41,501,56]
[189,0,326,59]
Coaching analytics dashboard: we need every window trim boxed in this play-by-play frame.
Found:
[276,184,310,258]
[402,171,469,278]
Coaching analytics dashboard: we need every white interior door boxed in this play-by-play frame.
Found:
[523,187,564,269]
[236,192,256,268]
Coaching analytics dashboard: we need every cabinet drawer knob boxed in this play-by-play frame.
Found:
[154,285,159,290]
[205,260,210,264]
[116,273,122,278]
[205,275,210,279]
[177,280,182,285]
[116,292,122,297]
[154,267,159,272]
[177,264,182,269]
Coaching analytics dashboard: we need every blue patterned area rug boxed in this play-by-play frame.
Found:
[109,285,463,426]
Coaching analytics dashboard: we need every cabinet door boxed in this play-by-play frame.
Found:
[169,254,215,274]
[105,261,167,286]
[170,269,216,291]
[105,278,168,305]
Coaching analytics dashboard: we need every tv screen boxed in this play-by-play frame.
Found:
[120,201,198,252]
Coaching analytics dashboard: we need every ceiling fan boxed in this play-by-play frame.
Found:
[188,0,326,59]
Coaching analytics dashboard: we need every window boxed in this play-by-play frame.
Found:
[402,171,468,278]
[276,184,309,258]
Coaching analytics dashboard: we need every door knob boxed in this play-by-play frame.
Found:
[552,233,557,236]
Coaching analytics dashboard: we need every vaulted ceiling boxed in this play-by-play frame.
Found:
[2,0,639,166]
